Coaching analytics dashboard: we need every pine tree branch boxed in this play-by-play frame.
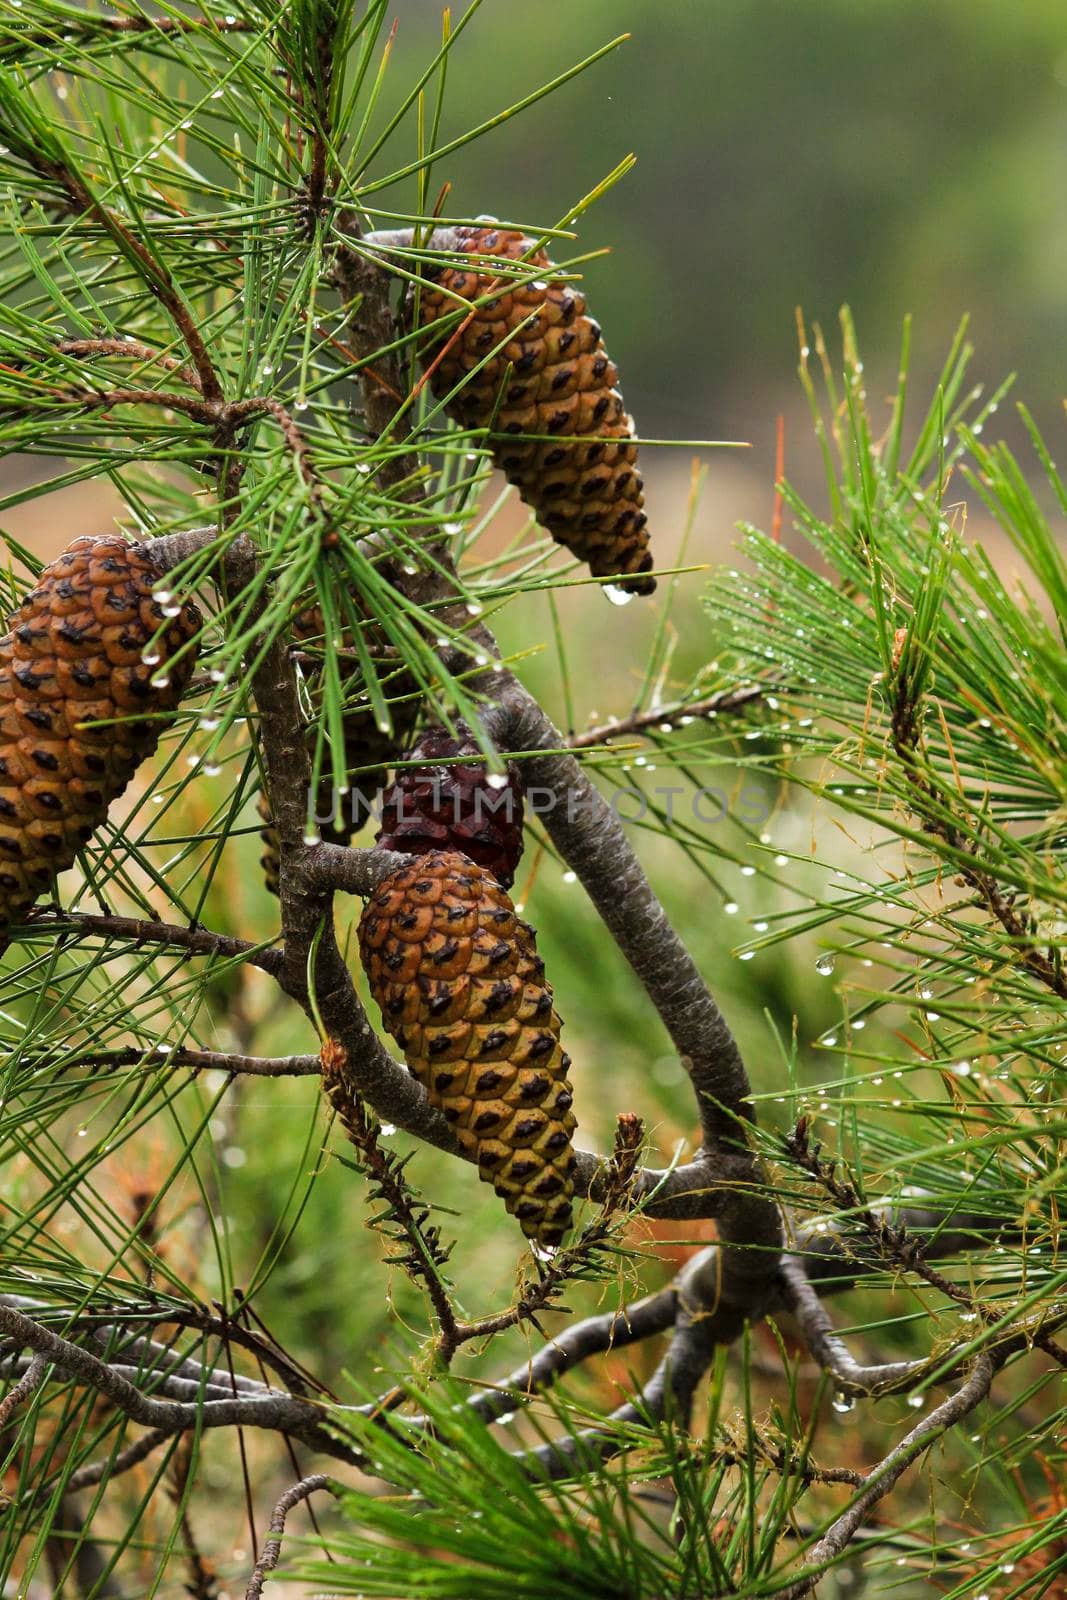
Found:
[0,15,257,63]
[22,908,283,977]
[493,676,783,1301]
[0,1351,48,1429]
[891,673,1067,999]
[55,338,202,391]
[52,1047,321,1078]
[518,1247,740,1480]
[64,1426,174,1493]
[244,1474,339,1600]
[11,145,223,402]
[774,1354,996,1600]
[0,1302,368,1467]
[460,1285,678,1425]
[567,684,768,749]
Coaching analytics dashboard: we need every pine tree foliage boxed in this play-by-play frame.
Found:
[0,5,1060,1599]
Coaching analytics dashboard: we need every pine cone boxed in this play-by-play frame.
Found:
[376,726,525,889]
[258,606,420,896]
[359,849,577,1247]
[0,534,200,937]
[417,224,654,595]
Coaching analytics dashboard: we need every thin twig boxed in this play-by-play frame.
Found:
[244,1474,339,1600]
[774,1355,996,1600]
[44,1047,321,1080]
[0,1352,49,1429]
[23,908,283,978]
[568,684,768,750]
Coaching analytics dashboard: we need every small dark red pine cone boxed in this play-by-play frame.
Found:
[416,224,655,595]
[376,726,525,889]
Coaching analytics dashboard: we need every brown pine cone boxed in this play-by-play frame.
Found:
[359,849,577,1248]
[258,606,420,896]
[376,725,524,889]
[416,223,654,595]
[0,534,200,937]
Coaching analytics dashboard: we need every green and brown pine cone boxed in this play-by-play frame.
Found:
[359,849,577,1248]
[258,607,420,895]
[376,725,525,889]
[0,533,200,937]
[416,223,655,595]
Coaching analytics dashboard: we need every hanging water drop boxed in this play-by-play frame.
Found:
[815,954,835,976]
[603,583,636,607]
[831,1392,855,1414]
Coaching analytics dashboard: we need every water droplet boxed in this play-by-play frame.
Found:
[530,1240,558,1263]
[562,870,577,884]
[303,828,320,846]
[852,1019,866,1031]
[953,1061,972,1077]
[724,901,739,915]
[151,792,165,805]
[906,1393,925,1409]
[740,865,756,877]
[294,398,309,412]
[76,1126,87,1138]
[815,954,835,977]
[379,1123,396,1137]
[204,763,221,777]
[465,601,482,616]
[150,674,171,689]
[753,921,768,932]
[209,668,226,683]
[822,1034,838,1048]
[925,1011,941,1022]
[142,650,162,666]
[603,583,636,607]
[154,589,173,605]
[199,717,220,731]
[186,753,201,767]
[486,773,509,790]
[831,1392,855,1413]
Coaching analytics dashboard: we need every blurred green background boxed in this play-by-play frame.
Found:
[389,0,1067,471]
